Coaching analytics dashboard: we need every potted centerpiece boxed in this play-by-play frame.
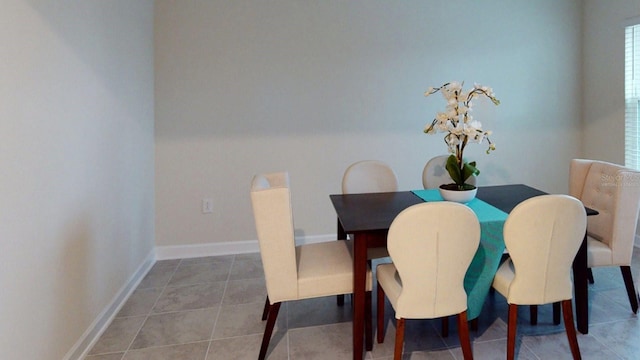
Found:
[424,81,500,202]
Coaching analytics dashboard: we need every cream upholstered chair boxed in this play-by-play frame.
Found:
[422,154,477,189]
[376,202,480,360]
[569,159,640,314]
[251,172,373,360]
[492,195,586,360]
[341,160,399,260]
[338,160,398,305]
[342,159,399,194]
[422,155,480,334]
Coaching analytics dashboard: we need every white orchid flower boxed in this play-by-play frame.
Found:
[423,81,500,185]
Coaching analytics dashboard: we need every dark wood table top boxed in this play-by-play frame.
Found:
[330,184,598,234]
[330,191,423,233]
[477,184,598,216]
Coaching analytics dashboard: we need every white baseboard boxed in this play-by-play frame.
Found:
[155,233,335,260]
[63,249,156,360]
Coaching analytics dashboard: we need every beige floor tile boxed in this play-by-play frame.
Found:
[223,277,267,305]
[130,308,217,349]
[179,255,234,266]
[168,263,231,286]
[122,342,209,360]
[465,338,537,360]
[88,316,146,355]
[228,258,264,280]
[522,332,620,360]
[287,296,354,329]
[404,348,456,359]
[207,333,288,360]
[288,322,354,360]
[212,301,282,339]
[137,266,175,289]
[84,353,124,360]
[589,319,640,359]
[152,282,225,313]
[117,288,163,318]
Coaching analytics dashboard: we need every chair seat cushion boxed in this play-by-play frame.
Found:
[296,240,371,300]
[492,258,515,299]
[367,246,390,260]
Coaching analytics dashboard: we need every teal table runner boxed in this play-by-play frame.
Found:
[411,189,508,320]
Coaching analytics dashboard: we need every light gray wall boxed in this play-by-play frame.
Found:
[155,0,583,249]
[583,0,640,163]
[4,1,636,357]
[0,1,155,359]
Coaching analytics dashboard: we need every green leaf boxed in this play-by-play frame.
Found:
[445,155,463,185]
[445,154,480,188]
[462,161,480,183]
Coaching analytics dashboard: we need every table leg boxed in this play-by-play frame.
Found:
[572,234,589,334]
[338,218,346,240]
[352,233,367,360]
[337,218,346,306]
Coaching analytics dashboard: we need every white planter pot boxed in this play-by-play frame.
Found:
[438,185,477,203]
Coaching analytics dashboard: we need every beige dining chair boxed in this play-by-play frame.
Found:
[376,202,480,360]
[250,171,373,360]
[422,154,476,189]
[338,160,399,305]
[341,160,398,258]
[422,154,480,334]
[569,159,640,314]
[492,195,586,360]
[342,159,399,194]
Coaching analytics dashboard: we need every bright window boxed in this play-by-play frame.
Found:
[625,22,640,169]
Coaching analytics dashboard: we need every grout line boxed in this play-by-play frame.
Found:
[120,260,182,357]
[204,254,235,359]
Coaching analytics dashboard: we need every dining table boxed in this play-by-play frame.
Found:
[330,184,597,360]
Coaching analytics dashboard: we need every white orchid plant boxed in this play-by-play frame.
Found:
[424,81,500,190]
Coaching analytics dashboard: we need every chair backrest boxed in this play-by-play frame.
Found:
[342,160,399,194]
[422,155,476,189]
[250,172,298,302]
[504,195,587,305]
[387,202,480,318]
[569,159,640,265]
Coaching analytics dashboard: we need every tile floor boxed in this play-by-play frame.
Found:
[85,249,640,360]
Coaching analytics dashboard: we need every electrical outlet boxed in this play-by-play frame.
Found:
[202,198,214,214]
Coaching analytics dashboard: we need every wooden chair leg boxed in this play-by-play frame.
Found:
[261,296,270,321]
[587,268,594,284]
[365,290,373,351]
[337,220,346,307]
[457,311,474,360]
[507,304,518,360]
[377,281,386,344]
[562,299,582,360]
[529,305,537,325]
[394,318,405,360]
[620,266,639,313]
[553,302,561,325]
[259,302,281,360]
